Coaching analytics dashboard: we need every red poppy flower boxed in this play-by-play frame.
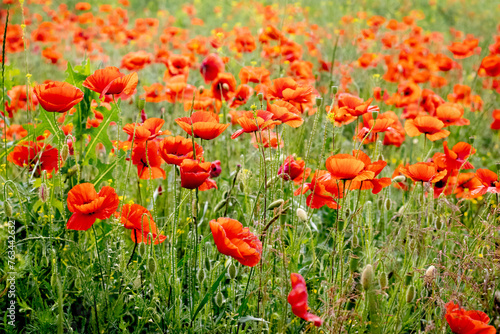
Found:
[447,38,479,59]
[176,111,229,140]
[119,204,167,244]
[7,141,59,177]
[231,110,281,139]
[346,150,391,194]
[267,77,313,106]
[441,141,475,171]
[445,302,496,334]
[131,141,166,180]
[404,115,450,141]
[34,81,84,113]
[267,101,304,128]
[479,55,500,77]
[210,160,222,178]
[491,110,500,130]
[121,51,153,71]
[251,131,283,149]
[239,66,270,84]
[398,162,447,183]
[158,135,203,166]
[209,218,262,267]
[229,84,253,108]
[471,169,500,196]
[288,273,322,327]
[66,183,119,231]
[295,170,339,209]
[179,159,211,189]
[200,53,225,83]
[337,93,379,117]
[278,156,311,185]
[211,72,237,101]
[324,153,375,182]
[83,66,138,97]
[123,118,170,145]
[435,104,469,127]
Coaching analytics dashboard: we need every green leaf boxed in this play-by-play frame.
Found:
[191,263,228,322]
[82,105,118,165]
[38,110,62,143]
[65,60,90,87]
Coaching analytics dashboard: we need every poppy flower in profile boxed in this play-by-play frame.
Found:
[8,141,59,177]
[229,84,253,108]
[210,160,222,178]
[295,170,339,209]
[398,162,447,183]
[278,156,311,185]
[267,77,313,106]
[404,115,450,141]
[441,141,475,171]
[479,55,500,77]
[34,81,84,113]
[231,110,281,139]
[267,101,304,128]
[119,204,167,244]
[131,141,166,180]
[176,111,230,140]
[179,159,211,189]
[324,153,375,182]
[435,104,469,127]
[209,217,262,267]
[200,53,225,83]
[123,118,170,145]
[445,301,496,334]
[66,183,119,231]
[471,169,500,196]
[326,105,357,127]
[158,135,203,166]
[288,273,323,327]
[83,66,138,97]
[337,93,379,117]
[491,110,500,130]
[239,66,270,84]
[447,38,480,59]
[121,50,153,71]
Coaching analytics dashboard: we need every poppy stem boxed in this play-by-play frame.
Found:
[92,224,109,314]
[127,230,138,267]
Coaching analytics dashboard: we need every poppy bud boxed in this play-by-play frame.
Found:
[138,242,147,257]
[268,199,284,210]
[4,200,13,218]
[469,136,475,145]
[39,183,49,203]
[424,265,436,287]
[315,96,323,107]
[362,264,374,291]
[384,198,392,211]
[392,175,406,183]
[221,83,230,91]
[205,257,211,271]
[140,109,147,123]
[257,92,264,102]
[296,208,307,222]
[331,86,338,95]
[228,263,237,279]
[351,234,359,248]
[379,272,388,290]
[215,290,224,307]
[147,257,157,274]
[406,284,415,303]
[214,199,227,212]
[266,175,277,187]
[60,144,69,165]
[210,160,222,178]
[136,98,146,111]
[198,269,206,283]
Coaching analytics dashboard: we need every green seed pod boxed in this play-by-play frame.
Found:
[215,290,224,307]
[205,257,211,271]
[361,264,374,290]
[384,198,392,211]
[379,272,388,290]
[4,200,13,218]
[136,98,146,111]
[331,85,338,95]
[39,183,49,203]
[147,257,157,275]
[315,96,323,107]
[406,284,415,303]
[351,234,359,249]
[60,144,69,165]
[257,92,264,102]
[138,242,147,257]
[267,199,284,210]
[198,269,206,283]
[405,272,413,286]
[296,208,307,222]
[228,263,237,280]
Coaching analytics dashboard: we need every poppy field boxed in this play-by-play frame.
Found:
[2,0,500,333]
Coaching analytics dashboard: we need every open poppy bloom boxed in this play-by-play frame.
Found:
[398,162,447,183]
[435,104,469,127]
[239,66,270,84]
[123,118,170,145]
[267,77,314,106]
[441,141,475,171]
[295,170,339,209]
[346,150,391,194]
[121,50,153,71]
[231,110,281,139]
[471,169,500,196]
[119,204,167,244]
[211,72,237,101]
[337,93,379,117]
[479,55,500,77]
[229,84,254,108]
[8,141,59,177]
[179,159,211,189]
[356,112,395,143]
[278,155,311,184]
[447,38,479,59]
[445,302,496,334]
[324,153,375,182]
[158,135,203,166]
[176,111,229,140]
[34,81,84,113]
[66,183,119,231]
[288,273,323,327]
[83,66,138,97]
[209,218,262,267]
[267,101,304,128]
[404,115,450,141]
[131,141,166,180]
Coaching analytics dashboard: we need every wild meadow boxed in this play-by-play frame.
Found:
[1,0,500,333]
